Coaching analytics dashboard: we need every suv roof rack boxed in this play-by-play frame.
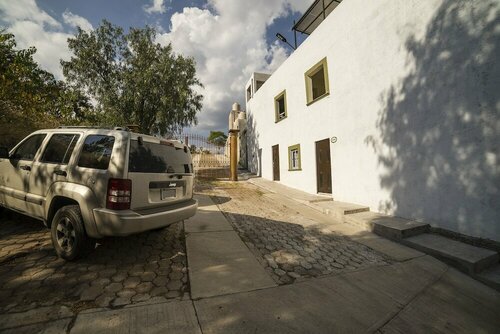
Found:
[58,126,106,129]
[57,126,131,131]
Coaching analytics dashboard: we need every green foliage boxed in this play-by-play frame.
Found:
[0,31,93,148]
[207,131,227,147]
[62,21,204,135]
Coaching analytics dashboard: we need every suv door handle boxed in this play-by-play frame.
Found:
[54,170,67,177]
[20,165,31,171]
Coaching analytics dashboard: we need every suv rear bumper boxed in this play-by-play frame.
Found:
[92,199,197,237]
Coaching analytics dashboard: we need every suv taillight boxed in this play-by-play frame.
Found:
[107,178,132,210]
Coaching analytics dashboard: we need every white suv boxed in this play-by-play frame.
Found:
[0,127,197,260]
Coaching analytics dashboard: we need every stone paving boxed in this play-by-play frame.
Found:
[207,182,389,285]
[0,211,188,315]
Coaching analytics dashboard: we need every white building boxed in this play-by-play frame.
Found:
[244,0,499,242]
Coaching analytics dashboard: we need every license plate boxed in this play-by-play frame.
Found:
[161,188,176,200]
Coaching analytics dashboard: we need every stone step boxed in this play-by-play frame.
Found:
[475,265,500,292]
[372,217,430,241]
[402,234,499,275]
[343,211,384,230]
[312,201,369,221]
[247,178,333,204]
[344,212,429,240]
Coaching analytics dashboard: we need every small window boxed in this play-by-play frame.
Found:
[41,134,80,164]
[288,144,301,171]
[246,85,252,102]
[255,80,264,92]
[274,90,287,122]
[11,134,46,161]
[78,135,115,170]
[305,57,329,105]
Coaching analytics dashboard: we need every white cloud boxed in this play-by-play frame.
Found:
[286,0,311,14]
[0,0,307,133]
[8,20,72,78]
[158,0,305,133]
[144,0,168,15]
[0,0,93,79]
[0,0,61,28]
[62,10,93,31]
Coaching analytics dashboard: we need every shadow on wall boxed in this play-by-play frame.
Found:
[245,112,261,176]
[366,0,500,240]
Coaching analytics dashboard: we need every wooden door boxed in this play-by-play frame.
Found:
[316,139,332,193]
[272,145,280,181]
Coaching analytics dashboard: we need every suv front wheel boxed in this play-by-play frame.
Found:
[51,205,95,260]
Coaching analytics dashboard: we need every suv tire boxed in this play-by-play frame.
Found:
[51,205,95,260]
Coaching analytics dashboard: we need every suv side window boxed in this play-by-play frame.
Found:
[11,134,47,161]
[78,135,115,170]
[41,134,80,164]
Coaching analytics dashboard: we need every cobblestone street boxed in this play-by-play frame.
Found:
[0,212,188,315]
[0,181,390,316]
[0,182,498,334]
[203,182,389,285]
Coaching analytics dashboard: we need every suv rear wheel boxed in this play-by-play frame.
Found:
[51,205,95,260]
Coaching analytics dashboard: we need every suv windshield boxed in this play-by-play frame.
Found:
[128,140,191,174]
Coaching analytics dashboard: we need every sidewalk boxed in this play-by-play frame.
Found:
[184,194,276,298]
[1,183,499,333]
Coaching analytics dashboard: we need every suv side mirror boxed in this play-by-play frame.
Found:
[0,147,9,159]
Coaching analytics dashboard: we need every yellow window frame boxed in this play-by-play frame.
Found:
[304,57,330,105]
[274,89,287,123]
[288,144,301,171]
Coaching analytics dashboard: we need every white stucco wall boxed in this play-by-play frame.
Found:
[246,0,500,241]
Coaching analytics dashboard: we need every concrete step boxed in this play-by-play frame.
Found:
[475,265,500,292]
[247,177,332,204]
[343,211,384,230]
[402,234,499,275]
[313,201,369,221]
[372,217,430,241]
[344,212,429,240]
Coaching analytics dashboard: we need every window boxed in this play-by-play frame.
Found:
[274,90,287,122]
[305,57,329,105]
[246,85,252,102]
[41,134,80,164]
[255,80,264,92]
[288,144,301,171]
[11,134,46,161]
[78,135,115,170]
[128,140,191,174]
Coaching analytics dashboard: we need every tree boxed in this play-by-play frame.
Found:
[0,31,92,148]
[207,131,228,147]
[62,21,203,135]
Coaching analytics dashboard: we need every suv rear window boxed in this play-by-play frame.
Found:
[41,134,80,164]
[78,135,115,170]
[128,140,191,173]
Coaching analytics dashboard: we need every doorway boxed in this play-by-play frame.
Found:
[315,138,332,193]
[272,144,280,181]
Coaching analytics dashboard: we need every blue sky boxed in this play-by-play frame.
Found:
[36,0,306,51]
[0,0,310,134]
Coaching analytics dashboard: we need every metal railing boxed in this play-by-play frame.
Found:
[172,133,230,180]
